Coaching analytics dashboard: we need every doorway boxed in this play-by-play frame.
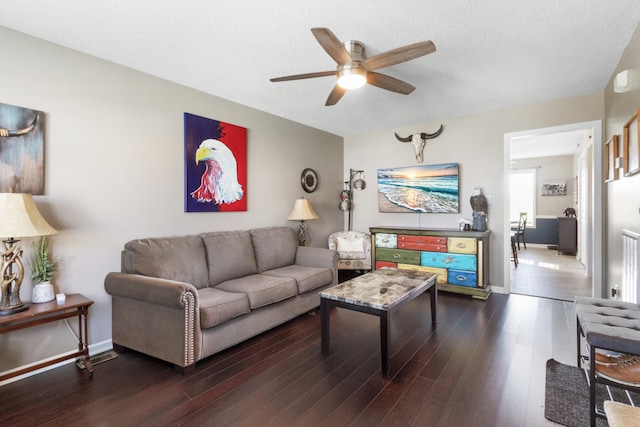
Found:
[503,120,603,299]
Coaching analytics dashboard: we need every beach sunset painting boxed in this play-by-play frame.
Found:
[377,163,459,213]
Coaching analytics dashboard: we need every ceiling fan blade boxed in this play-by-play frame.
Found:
[367,72,415,94]
[325,85,347,106]
[311,27,353,65]
[362,41,436,71]
[270,71,335,82]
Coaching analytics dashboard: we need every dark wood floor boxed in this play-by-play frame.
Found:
[0,291,577,426]
[511,245,592,301]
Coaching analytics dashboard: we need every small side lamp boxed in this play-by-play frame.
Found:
[287,198,319,246]
[0,193,58,315]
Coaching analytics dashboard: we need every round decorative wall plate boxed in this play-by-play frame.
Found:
[301,168,318,193]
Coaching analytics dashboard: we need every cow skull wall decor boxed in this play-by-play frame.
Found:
[0,114,38,137]
[394,124,444,163]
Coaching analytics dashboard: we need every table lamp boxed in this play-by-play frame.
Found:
[288,197,318,246]
[0,193,58,315]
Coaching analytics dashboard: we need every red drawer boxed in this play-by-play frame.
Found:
[398,235,447,244]
[398,241,447,251]
[376,260,397,269]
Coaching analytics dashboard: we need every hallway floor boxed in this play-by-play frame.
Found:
[511,245,592,301]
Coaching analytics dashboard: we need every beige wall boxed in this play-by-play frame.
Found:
[604,23,640,299]
[512,155,576,218]
[344,93,604,292]
[0,26,343,375]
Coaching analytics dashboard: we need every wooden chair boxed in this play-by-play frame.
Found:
[513,212,527,250]
[510,232,518,267]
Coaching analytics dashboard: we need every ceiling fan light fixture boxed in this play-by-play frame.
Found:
[270,28,436,105]
[337,65,366,90]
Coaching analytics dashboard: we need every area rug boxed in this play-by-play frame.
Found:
[545,359,640,427]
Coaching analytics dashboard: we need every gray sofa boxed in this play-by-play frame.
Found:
[104,226,338,373]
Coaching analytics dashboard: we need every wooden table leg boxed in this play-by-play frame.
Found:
[380,311,390,376]
[321,298,330,355]
[430,284,437,324]
[79,306,94,376]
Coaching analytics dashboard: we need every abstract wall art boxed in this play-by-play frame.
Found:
[0,102,45,194]
[184,113,247,212]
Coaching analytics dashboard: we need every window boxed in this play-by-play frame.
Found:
[510,168,536,227]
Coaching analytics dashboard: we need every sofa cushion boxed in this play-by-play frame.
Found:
[250,227,298,273]
[124,235,209,289]
[198,288,251,329]
[215,274,297,309]
[262,265,332,294]
[200,230,258,286]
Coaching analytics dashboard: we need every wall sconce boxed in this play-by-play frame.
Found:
[287,197,319,246]
[614,69,638,93]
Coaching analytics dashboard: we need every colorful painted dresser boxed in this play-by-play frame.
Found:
[370,226,491,299]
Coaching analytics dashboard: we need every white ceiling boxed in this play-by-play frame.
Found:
[511,129,592,160]
[1,1,639,137]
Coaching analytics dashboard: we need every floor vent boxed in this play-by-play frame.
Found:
[622,230,639,304]
[76,350,119,369]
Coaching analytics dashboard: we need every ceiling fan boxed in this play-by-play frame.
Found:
[270,27,436,106]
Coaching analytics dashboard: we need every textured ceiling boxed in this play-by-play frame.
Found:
[1,1,639,137]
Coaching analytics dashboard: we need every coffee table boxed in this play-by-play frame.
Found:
[320,268,437,375]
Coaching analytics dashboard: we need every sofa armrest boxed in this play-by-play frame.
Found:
[295,246,339,270]
[104,272,201,369]
[104,272,199,308]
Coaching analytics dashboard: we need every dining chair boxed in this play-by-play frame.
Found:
[513,212,527,250]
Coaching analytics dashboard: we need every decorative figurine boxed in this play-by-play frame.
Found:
[470,187,488,231]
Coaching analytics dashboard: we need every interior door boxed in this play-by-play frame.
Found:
[578,145,592,277]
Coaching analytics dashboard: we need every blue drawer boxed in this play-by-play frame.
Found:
[375,233,397,248]
[420,251,477,271]
[448,269,477,287]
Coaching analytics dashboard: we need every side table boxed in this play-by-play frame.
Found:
[0,293,94,382]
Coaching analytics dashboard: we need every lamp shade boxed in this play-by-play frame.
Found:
[0,193,58,238]
[288,198,319,221]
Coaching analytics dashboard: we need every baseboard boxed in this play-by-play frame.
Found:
[0,339,113,386]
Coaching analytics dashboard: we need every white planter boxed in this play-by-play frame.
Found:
[32,282,55,303]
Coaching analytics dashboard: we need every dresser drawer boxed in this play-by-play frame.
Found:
[398,235,447,244]
[398,241,447,252]
[447,269,477,287]
[398,263,448,284]
[447,237,477,254]
[376,247,420,265]
[420,251,477,271]
[375,233,397,248]
[375,260,397,269]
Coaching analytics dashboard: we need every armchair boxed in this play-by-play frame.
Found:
[328,231,372,271]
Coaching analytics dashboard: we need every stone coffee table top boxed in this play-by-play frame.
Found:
[320,268,436,311]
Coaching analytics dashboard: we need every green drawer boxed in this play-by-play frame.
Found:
[375,247,420,265]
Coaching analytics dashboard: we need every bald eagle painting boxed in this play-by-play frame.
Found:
[184,113,247,212]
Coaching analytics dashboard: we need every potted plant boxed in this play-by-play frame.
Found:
[28,236,57,303]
